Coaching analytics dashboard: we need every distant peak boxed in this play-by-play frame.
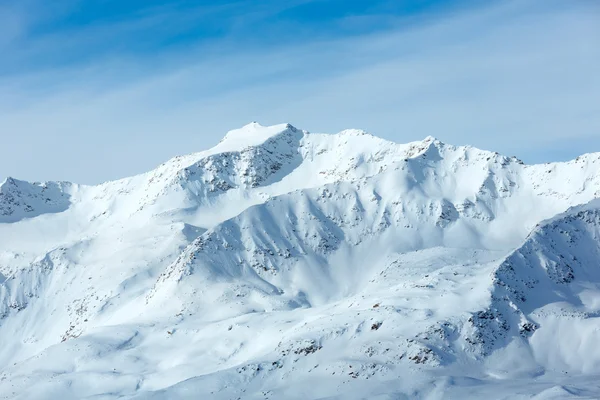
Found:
[284,123,299,132]
[401,136,446,159]
[0,178,70,192]
[422,135,443,145]
[1,176,20,188]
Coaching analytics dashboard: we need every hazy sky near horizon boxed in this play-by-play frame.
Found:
[1,0,599,184]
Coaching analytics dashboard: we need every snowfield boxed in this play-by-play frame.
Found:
[1,122,600,399]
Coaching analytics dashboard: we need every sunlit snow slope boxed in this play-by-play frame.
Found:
[1,123,600,399]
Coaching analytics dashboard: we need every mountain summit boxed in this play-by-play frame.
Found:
[1,123,600,399]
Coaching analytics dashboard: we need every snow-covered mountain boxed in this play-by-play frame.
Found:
[1,123,600,399]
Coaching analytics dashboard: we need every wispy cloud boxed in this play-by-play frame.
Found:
[1,0,599,183]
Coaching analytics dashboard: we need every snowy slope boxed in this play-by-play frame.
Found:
[1,123,600,399]
[468,200,600,369]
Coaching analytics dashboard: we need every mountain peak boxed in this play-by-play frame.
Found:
[0,177,41,192]
[215,122,302,153]
[0,178,72,223]
[1,176,19,187]
[422,135,439,143]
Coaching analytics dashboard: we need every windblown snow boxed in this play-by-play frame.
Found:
[1,123,600,399]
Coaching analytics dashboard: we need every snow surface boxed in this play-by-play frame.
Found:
[1,123,600,399]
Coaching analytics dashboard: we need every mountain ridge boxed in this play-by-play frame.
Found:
[1,123,600,399]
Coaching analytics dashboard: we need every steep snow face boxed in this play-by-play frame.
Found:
[2,123,600,399]
[466,200,600,371]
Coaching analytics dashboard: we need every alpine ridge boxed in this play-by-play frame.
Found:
[1,123,600,399]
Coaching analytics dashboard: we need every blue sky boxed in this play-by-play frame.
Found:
[1,0,467,75]
[1,0,599,183]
